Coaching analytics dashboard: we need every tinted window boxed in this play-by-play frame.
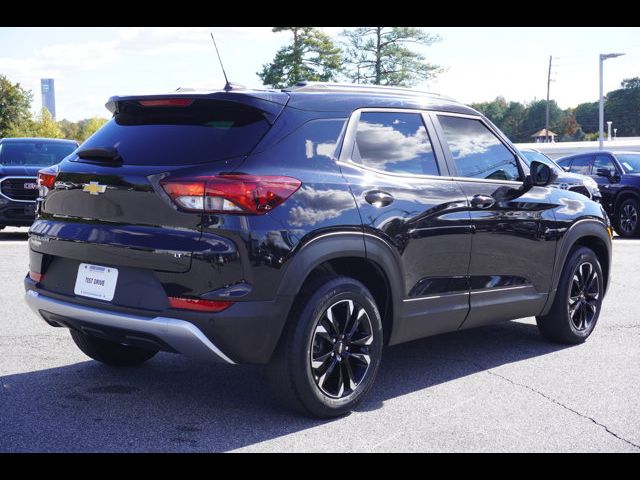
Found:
[0,141,77,166]
[268,118,346,169]
[593,155,617,173]
[438,115,520,181]
[568,156,593,175]
[81,99,271,165]
[616,153,640,173]
[352,112,439,176]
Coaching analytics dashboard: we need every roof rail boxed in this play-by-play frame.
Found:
[284,81,455,101]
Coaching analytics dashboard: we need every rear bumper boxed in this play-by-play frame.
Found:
[24,278,294,364]
[25,289,235,363]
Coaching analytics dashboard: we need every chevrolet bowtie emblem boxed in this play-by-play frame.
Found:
[82,182,107,195]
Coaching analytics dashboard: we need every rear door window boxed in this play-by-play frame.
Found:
[80,99,271,165]
[352,111,440,176]
[568,156,593,175]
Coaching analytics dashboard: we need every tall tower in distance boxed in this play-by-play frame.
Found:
[41,79,56,119]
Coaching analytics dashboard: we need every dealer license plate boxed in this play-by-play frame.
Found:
[74,263,118,301]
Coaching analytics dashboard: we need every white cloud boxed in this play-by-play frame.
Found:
[289,186,355,227]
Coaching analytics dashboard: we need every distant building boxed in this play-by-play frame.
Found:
[531,128,557,143]
[41,79,56,119]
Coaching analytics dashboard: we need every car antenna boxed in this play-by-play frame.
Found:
[210,33,232,92]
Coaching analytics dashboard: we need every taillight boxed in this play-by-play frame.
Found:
[37,168,57,190]
[168,297,233,312]
[160,175,301,215]
[28,271,44,282]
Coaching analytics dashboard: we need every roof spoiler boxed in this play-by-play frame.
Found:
[105,91,289,125]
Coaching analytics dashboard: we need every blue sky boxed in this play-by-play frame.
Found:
[1,27,638,121]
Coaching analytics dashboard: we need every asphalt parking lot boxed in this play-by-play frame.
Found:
[1,226,639,452]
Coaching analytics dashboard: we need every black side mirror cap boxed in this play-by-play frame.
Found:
[529,160,558,187]
[596,168,613,178]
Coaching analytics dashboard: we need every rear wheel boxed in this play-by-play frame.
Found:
[536,246,603,344]
[70,329,158,366]
[615,197,640,238]
[267,275,383,418]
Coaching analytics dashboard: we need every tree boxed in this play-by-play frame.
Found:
[521,99,563,142]
[558,109,585,141]
[605,77,640,136]
[341,27,442,86]
[574,102,599,133]
[0,74,33,137]
[501,101,527,141]
[78,117,108,142]
[58,119,81,141]
[621,77,640,90]
[471,96,508,127]
[258,27,342,88]
[5,108,63,138]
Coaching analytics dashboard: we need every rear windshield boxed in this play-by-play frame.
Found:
[79,99,271,165]
[0,141,77,166]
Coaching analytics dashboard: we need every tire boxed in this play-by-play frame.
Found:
[267,275,383,418]
[70,329,158,367]
[614,197,640,238]
[536,246,604,344]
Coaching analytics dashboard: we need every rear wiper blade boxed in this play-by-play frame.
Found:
[76,147,122,163]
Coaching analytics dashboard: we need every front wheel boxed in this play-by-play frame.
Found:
[536,246,604,344]
[615,197,640,238]
[267,275,383,418]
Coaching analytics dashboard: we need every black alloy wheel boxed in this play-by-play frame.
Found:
[310,299,374,399]
[619,200,639,237]
[568,261,600,331]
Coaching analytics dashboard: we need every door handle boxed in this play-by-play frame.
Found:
[471,194,495,209]
[364,190,394,208]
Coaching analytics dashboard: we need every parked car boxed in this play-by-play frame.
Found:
[518,148,601,201]
[0,138,78,230]
[24,83,612,418]
[556,151,640,238]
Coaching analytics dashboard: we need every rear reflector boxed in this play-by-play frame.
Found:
[160,174,301,215]
[29,271,43,282]
[168,297,233,312]
[138,99,194,107]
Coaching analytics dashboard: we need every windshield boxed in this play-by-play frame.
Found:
[519,150,560,170]
[0,141,77,166]
[616,153,640,174]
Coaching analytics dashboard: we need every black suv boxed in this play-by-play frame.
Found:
[556,151,640,237]
[0,138,78,230]
[24,83,612,417]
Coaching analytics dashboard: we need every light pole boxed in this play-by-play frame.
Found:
[599,52,625,149]
[607,121,613,142]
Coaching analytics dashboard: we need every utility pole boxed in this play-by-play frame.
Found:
[545,55,552,143]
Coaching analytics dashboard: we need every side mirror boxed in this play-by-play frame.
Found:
[528,160,558,187]
[596,167,613,178]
